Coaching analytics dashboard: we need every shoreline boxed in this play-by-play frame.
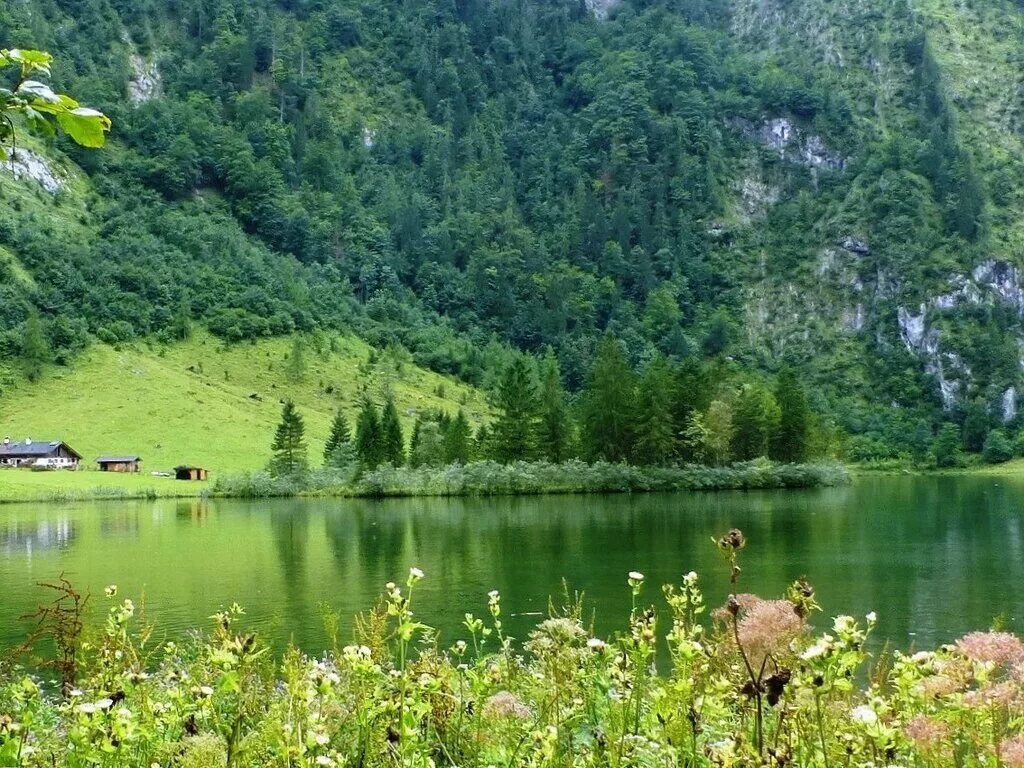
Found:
[0,460,849,505]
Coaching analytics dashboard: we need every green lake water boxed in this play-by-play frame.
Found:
[2,475,1023,654]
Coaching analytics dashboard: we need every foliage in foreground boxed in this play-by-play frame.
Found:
[2,533,1023,767]
[213,459,848,499]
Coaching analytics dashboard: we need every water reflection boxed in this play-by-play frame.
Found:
[1,477,1023,654]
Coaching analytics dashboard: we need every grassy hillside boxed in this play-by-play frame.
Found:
[0,331,490,474]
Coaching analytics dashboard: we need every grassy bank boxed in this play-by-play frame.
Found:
[850,458,1024,477]
[213,459,850,499]
[0,331,489,473]
[1,535,1020,767]
[0,469,210,504]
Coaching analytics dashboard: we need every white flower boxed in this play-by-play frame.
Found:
[587,638,607,651]
[866,611,877,623]
[104,584,117,597]
[315,757,335,767]
[801,638,830,661]
[851,705,877,725]
[95,698,113,710]
[69,688,84,698]
[628,571,645,581]
[488,589,500,599]
[409,567,424,580]
[314,732,330,746]
[199,686,214,698]
[77,702,97,715]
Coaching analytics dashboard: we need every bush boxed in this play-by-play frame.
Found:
[982,429,1014,464]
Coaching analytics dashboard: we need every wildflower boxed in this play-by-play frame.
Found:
[801,637,832,661]
[77,702,97,715]
[866,611,877,623]
[964,681,1018,708]
[628,571,645,582]
[850,705,877,725]
[735,598,804,668]
[956,631,1024,666]
[483,691,533,720]
[198,686,214,698]
[588,638,607,651]
[408,567,424,583]
[95,698,113,710]
[314,732,330,746]
[1001,737,1024,768]
[104,584,117,597]
[315,758,335,767]
[905,715,949,752]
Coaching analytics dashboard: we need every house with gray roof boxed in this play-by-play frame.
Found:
[0,438,82,469]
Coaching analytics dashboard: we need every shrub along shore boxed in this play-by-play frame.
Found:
[2,532,1021,766]
[212,459,849,499]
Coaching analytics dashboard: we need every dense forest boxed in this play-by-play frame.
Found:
[2,0,1024,464]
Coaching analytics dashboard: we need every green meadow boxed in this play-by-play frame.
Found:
[0,331,490,494]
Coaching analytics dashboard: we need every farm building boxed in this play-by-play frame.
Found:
[96,456,142,473]
[174,465,208,481]
[0,438,82,469]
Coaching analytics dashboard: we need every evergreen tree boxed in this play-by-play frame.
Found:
[445,410,472,464]
[702,307,735,357]
[537,349,572,462]
[270,399,308,477]
[380,392,405,466]
[634,355,677,465]
[962,401,989,453]
[704,400,734,465]
[581,334,636,462]
[673,358,713,460]
[731,383,781,460]
[355,397,384,469]
[492,357,538,462]
[171,293,192,342]
[771,367,810,462]
[932,423,963,468]
[287,335,306,382]
[410,420,445,467]
[323,409,351,464]
[23,309,49,383]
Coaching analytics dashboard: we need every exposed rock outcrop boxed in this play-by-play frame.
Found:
[729,117,846,171]
[3,148,65,193]
[128,52,161,104]
[584,0,618,19]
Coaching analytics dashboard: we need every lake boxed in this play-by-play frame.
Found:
[2,474,1023,655]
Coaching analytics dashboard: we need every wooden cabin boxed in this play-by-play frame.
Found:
[0,438,82,469]
[174,465,208,481]
[96,455,142,473]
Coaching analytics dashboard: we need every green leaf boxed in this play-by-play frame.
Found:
[56,108,111,148]
[17,80,59,103]
[6,49,53,75]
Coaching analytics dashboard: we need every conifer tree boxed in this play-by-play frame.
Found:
[323,409,352,464]
[731,383,781,461]
[537,349,572,462]
[410,421,445,467]
[355,397,383,469]
[634,355,677,465]
[704,399,734,466]
[772,367,810,462]
[270,399,308,476]
[580,333,636,462]
[287,335,305,382]
[23,309,49,383]
[445,410,472,464]
[380,392,405,466]
[492,357,538,462]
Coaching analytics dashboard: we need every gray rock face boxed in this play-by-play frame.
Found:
[729,116,845,171]
[3,148,65,193]
[1003,387,1018,424]
[584,0,618,19]
[128,52,161,104]
[840,236,870,255]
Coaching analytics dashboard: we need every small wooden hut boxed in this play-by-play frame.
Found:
[96,455,142,473]
[174,465,208,481]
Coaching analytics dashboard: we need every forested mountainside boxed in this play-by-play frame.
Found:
[1,0,1023,455]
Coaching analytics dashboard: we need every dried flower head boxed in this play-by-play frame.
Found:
[956,631,1024,667]
[735,598,804,669]
[905,714,949,752]
[483,691,532,720]
[1001,737,1024,768]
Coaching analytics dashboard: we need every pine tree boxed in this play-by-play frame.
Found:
[287,335,305,382]
[581,333,636,462]
[355,397,383,469]
[771,367,810,462]
[380,392,405,466]
[704,399,734,466]
[634,355,677,465]
[270,399,308,477]
[171,292,192,341]
[537,349,572,462]
[445,410,472,464]
[962,401,989,453]
[23,309,49,383]
[492,357,538,462]
[323,409,352,464]
[410,421,445,467]
[731,383,781,461]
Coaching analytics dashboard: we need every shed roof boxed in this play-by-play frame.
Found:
[0,440,82,459]
[96,455,142,463]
